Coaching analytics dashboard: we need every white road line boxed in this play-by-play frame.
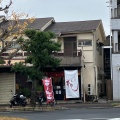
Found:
[58,118,120,120]
[108,118,120,120]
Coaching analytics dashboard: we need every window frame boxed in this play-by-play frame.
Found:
[78,39,92,47]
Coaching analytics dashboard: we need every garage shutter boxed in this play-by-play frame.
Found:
[0,73,15,104]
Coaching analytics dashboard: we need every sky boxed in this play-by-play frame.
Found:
[1,0,110,36]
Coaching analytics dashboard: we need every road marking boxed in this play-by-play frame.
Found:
[58,118,120,120]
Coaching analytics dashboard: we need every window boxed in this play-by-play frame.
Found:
[5,41,20,49]
[78,40,92,47]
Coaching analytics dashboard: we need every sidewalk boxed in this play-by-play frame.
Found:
[0,99,116,112]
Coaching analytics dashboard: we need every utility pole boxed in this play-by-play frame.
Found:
[107,0,112,80]
[81,42,86,103]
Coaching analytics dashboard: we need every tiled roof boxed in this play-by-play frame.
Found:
[46,20,101,35]
[0,17,54,30]
[27,17,54,30]
[0,16,5,19]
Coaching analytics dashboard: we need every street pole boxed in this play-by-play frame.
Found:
[109,0,112,81]
[107,0,112,80]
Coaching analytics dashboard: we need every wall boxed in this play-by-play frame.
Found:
[77,33,95,95]
[112,54,120,101]
[95,27,104,68]
[111,0,117,9]
[111,19,120,29]
[83,63,95,95]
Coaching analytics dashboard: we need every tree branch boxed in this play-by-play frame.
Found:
[0,0,12,11]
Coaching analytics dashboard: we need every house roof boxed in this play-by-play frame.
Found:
[0,16,5,19]
[27,17,54,30]
[46,20,102,35]
[0,17,54,31]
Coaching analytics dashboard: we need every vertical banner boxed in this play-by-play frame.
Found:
[64,70,79,98]
[42,78,54,103]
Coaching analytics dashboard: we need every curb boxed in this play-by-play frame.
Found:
[0,106,66,112]
[0,102,118,112]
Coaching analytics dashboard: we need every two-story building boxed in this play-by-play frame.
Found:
[0,17,55,104]
[45,20,106,100]
[0,17,106,103]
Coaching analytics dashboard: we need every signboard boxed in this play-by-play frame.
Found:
[64,70,80,98]
[42,77,54,103]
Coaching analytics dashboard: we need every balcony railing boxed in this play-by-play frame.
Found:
[111,7,120,18]
[1,52,28,59]
[115,43,120,53]
[52,49,81,66]
[1,49,82,66]
[117,7,120,18]
[52,49,81,57]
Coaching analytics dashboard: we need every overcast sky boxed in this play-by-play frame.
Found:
[3,0,110,36]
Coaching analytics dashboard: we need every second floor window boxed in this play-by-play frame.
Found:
[78,40,92,47]
[5,41,20,49]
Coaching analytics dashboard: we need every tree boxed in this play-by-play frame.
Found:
[0,0,35,65]
[12,29,61,106]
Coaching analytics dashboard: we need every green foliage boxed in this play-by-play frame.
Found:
[19,88,31,98]
[12,62,26,73]
[12,62,43,80]
[0,58,5,64]
[36,85,43,92]
[16,37,24,44]
[24,29,61,68]
[12,29,61,81]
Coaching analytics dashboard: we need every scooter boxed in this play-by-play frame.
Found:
[10,90,27,108]
[37,92,46,107]
[37,92,56,107]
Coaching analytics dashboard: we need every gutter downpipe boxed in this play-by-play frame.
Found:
[92,30,98,99]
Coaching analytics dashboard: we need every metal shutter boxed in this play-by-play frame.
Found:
[0,73,15,104]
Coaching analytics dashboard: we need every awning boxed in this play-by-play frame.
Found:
[45,70,81,77]
[46,71,64,77]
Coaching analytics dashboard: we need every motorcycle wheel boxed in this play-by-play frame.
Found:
[22,102,27,107]
[38,101,42,107]
[10,103,12,108]
[38,98,44,107]
[50,102,54,106]
[50,100,57,106]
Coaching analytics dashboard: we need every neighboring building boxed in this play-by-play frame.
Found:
[0,17,54,104]
[111,0,120,101]
[0,17,106,103]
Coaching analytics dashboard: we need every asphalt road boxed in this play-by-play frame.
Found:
[0,107,120,120]
[58,103,112,109]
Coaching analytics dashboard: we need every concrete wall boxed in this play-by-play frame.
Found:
[112,54,120,101]
[111,0,117,9]
[111,19,120,29]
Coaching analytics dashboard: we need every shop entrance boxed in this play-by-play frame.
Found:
[52,77,65,100]
[46,71,81,100]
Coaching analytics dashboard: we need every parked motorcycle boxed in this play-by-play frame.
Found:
[10,91,27,108]
[37,92,56,107]
[37,92,46,106]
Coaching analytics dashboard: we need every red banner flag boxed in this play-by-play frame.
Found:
[42,77,54,104]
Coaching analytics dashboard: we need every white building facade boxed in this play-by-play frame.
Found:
[111,0,120,100]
